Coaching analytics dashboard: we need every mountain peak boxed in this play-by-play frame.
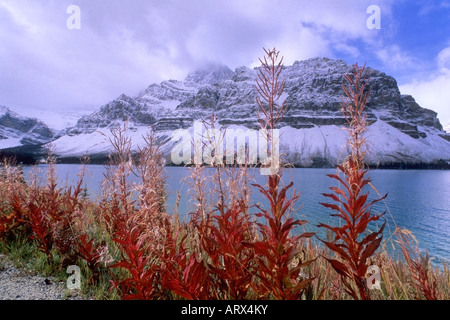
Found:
[3,57,449,167]
[0,106,54,148]
[184,64,233,85]
[0,106,21,119]
[0,105,9,115]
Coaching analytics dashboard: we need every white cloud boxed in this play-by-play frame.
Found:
[437,46,450,70]
[375,45,415,70]
[399,46,450,129]
[0,0,395,122]
[333,42,360,58]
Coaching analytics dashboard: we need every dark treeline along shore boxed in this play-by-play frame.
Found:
[1,145,449,170]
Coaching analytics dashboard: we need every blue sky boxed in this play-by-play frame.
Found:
[0,0,449,130]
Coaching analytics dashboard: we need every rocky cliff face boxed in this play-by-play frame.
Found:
[8,58,450,167]
[0,106,54,148]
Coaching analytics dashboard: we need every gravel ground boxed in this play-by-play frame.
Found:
[0,254,83,300]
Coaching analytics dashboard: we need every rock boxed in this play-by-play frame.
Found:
[0,106,54,147]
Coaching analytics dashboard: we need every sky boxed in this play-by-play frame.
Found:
[0,0,449,131]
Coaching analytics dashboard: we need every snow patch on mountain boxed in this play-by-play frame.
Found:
[51,119,450,168]
[0,106,55,149]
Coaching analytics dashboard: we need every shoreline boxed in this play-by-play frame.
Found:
[1,145,449,170]
[50,159,450,170]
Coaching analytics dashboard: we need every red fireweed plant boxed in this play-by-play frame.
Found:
[250,48,316,300]
[103,124,169,299]
[162,115,258,300]
[318,63,387,300]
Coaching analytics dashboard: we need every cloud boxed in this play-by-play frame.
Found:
[418,1,450,16]
[332,43,360,58]
[0,1,182,112]
[375,44,416,70]
[399,46,450,129]
[0,0,395,122]
[437,46,450,70]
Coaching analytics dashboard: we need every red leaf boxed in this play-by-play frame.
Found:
[326,258,351,278]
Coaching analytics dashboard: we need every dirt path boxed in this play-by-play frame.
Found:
[0,254,82,300]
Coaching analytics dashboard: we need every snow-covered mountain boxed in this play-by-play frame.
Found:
[3,58,450,167]
[50,58,450,167]
[0,106,54,149]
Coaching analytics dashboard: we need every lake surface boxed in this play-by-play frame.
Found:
[23,164,450,265]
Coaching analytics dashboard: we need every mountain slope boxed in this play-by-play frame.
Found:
[47,58,450,167]
[0,106,54,149]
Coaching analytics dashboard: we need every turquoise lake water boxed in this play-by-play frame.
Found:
[23,164,450,265]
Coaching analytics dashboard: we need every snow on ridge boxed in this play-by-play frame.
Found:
[0,105,75,132]
[0,137,23,149]
[0,105,9,115]
[51,124,156,156]
[0,106,27,120]
[445,124,450,134]
[162,100,181,111]
[51,119,450,166]
[365,120,450,162]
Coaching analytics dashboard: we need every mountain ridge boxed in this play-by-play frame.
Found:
[0,106,54,148]
[2,57,450,167]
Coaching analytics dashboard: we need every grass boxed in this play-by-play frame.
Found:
[0,49,449,300]
[0,181,449,300]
